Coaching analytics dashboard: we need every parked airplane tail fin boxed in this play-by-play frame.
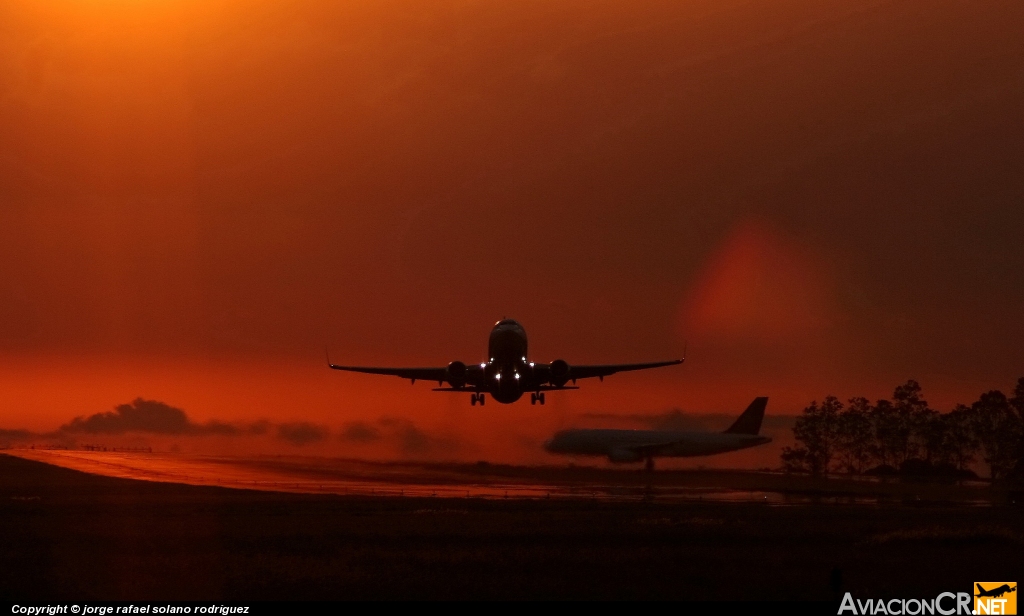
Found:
[724,397,768,435]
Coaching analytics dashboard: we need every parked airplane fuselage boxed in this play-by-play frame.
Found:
[545,429,771,459]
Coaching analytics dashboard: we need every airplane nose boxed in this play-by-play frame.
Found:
[542,438,556,452]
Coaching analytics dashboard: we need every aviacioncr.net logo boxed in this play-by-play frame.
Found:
[839,585,1018,616]
[839,592,973,615]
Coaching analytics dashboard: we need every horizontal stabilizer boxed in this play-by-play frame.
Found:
[724,397,768,435]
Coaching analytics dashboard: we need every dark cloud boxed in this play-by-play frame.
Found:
[59,399,241,436]
[276,422,329,446]
[378,417,461,455]
[339,421,381,443]
[4,400,462,453]
[0,429,33,445]
[198,420,240,436]
[337,418,460,454]
[246,420,272,436]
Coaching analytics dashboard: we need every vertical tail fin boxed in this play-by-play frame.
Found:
[724,397,769,435]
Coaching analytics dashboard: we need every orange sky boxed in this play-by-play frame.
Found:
[1,0,1022,466]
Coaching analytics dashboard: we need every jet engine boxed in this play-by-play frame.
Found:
[608,448,643,463]
[549,359,571,387]
[446,361,468,388]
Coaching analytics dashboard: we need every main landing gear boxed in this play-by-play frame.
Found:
[530,392,546,405]
[470,393,485,406]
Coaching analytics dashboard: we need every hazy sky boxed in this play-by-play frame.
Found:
[1,0,1022,462]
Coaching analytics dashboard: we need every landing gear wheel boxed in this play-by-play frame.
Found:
[538,393,546,405]
[479,394,485,406]
[530,393,537,405]
[470,394,478,406]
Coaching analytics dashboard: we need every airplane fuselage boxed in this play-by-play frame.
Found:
[486,319,531,403]
[545,429,771,462]
[543,396,770,466]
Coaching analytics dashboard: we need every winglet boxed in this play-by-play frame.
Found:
[724,397,768,435]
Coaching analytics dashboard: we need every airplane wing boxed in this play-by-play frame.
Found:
[568,359,683,381]
[327,362,449,384]
[433,385,580,392]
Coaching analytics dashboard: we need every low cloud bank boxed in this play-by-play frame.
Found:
[0,398,463,456]
[276,422,329,445]
[339,415,460,452]
[340,421,382,443]
[379,417,461,455]
[61,399,239,435]
[340,417,461,454]
[0,428,33,446]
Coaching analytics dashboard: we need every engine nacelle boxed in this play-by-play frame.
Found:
[549,359,571,387]
[608,448,644,463]
[446,361,468,388]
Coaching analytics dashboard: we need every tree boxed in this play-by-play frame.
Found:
[939,404,979,472]
[1008,377,1024,478]
[782,379,1024,480]
[780,446,811,474]
[785,396,843,475]
[970,390,1022,480]
[912,407,945,465]
[892,379,928,465]
[870,399,899,469]
[835,397,874,473]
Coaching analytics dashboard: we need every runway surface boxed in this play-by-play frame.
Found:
[2,448,1002,505]
[0,453,1019,600]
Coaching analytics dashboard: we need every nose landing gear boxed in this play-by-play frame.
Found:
[471,393,485,406]
[530,392,546,405]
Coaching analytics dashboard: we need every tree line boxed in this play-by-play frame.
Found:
[781,378,1024,480]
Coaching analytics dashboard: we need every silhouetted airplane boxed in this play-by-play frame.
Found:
[328,318,683,405]
[544,397,770,469]
[976,584,1016,598]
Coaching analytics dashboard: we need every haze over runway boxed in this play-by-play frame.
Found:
[1,0,1022,463]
